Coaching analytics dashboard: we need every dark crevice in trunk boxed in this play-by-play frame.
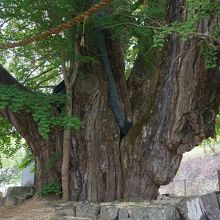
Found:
[94,22,132,137]
[118,139,125,199]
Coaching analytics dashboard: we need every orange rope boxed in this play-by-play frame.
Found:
[0,0,112,49]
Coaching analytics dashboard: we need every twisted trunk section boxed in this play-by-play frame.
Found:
[67,0,219,201]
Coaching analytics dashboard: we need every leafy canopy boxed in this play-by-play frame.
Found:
[0,85,80,139]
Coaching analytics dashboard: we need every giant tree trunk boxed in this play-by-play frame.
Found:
[0,0,219,202]
[67,1,219,201]
[68,43,217,202]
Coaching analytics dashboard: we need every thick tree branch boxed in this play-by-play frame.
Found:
[0,65,26,89]
[119,1,220,200]
[0,64,43,154]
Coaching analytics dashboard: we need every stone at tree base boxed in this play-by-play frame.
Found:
[0,186,34,207]
[0,195,4,207]
[55,208,75,217]
[75,202,100,218]
[6,186,34,201]
[177,197,206,220]
[177,193,220,220]
[127,205,180,220]
[118,208,129,219]
[4,195,18,206]
[50,192,220,220]
[55,202,76,217]
[216,191,220,206]
[200,193,220,220]
[65,217,91,220]
[50,216,91,220]
[100,203,180,220]
[100,205,119,220]
[51,202,74,209]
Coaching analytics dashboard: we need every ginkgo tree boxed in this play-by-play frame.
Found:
[0,0,219,202]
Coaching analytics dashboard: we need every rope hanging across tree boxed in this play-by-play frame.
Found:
[0,0,112,50]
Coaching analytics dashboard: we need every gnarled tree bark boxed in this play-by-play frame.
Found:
[0,0,219,202]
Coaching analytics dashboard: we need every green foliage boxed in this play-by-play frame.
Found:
[199,113,220,152]
[0,116,25,167]
[187,0,218,18]
[0,0,219,152]
[200,137,218,154]
[153,26,170,48]
[125,37,138,79]
[152,0,220,69]
[0,168,21,185]
[201,45,218,69]
[0,0,167,84]
[0,0,219,82]
[0,118,22,154]
[0,85,80,139]
[52,115,81,129]
[39,180,62,197]
[0,146,25,185]
[18,148,34,170]
[0,115,33,171]
[215,114,220,137]
[0,0,98,91]
[83,0,166,75]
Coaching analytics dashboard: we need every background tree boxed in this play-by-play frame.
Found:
[0,0,219,201]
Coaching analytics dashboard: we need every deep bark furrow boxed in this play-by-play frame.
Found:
[0,0,219,202]
[94,27,132,137]
[121,0,219,199]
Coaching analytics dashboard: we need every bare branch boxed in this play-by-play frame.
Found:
[27,67,55,81]
[0,64,27,91]
[32,73,60,89]
[0,18,11,29]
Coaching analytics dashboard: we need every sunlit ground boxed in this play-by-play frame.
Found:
[160,144,220,196]
[0,148,25,196]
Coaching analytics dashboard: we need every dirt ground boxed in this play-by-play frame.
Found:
[0,198,55,220]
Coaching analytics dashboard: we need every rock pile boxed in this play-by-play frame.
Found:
[0,186,34,207]
[1,187,220,220]
[50,191,220,220]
